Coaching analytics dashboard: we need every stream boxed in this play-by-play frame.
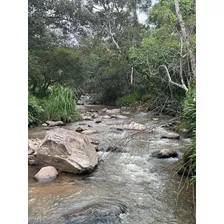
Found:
[28,105,195,224]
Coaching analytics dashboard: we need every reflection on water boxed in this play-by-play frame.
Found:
[28,105,195,224]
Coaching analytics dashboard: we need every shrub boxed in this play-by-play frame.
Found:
[28,93,44,127]
[42,84,80,122]
[115,92,142,107]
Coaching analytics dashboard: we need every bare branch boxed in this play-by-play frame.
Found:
[158,65,188,91]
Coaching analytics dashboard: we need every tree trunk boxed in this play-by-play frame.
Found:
[174,0,196,77]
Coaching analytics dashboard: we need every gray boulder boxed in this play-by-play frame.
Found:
[34,128,98,174]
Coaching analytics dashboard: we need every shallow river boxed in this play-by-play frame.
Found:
[28,105,195,224]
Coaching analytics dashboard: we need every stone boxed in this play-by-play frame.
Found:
[179,128,190,133]
[76,127,84,132]
[100,108,108,113]
[34,128,98,174]
[110,121,147,131]
[34,166,58,183]
[102,115,111,119]
[41,123,48,127]
[106,109,121,114]
[82,129,98,134]
[80,114,92,120]
[91,112,99,118]
[28,155,36,165]
[152,149,178,158]
[152,118,159,121]
[90,139,100,145]
[95,119,102,123]
[161,132,180,140]
[63,201,127,223]
[114,115,128,119]
[45,120,65,127]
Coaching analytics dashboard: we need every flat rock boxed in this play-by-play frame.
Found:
[80,114,93,120]
[41,123,48,127]
[34,166,58,182]
[82,129,98,134]
[110,121,146,131]
[106,109,121,114]
[102,115,111,119]
[161,132,180,139]
[45,120,65,127]
[114,115,128,119]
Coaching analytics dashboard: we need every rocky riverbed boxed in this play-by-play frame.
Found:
[28,105,195,224]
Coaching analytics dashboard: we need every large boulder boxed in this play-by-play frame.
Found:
[34,128,98,174]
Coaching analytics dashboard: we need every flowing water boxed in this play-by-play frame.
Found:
[28,105,195,224]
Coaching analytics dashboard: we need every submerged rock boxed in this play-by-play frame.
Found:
[63,201,127,224]
[34,128,98,174]
[34,166,58,183]
[152,149,178,158]
[161,132,180,140]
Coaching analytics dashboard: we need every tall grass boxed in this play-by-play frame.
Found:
[28,93,44,127]
[42,84,80,122]
[182,83,196,184]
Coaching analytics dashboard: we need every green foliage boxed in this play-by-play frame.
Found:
[28,93,44,127]
[42,85,80,122]
[115,92,142,107]
[182,83,196,184]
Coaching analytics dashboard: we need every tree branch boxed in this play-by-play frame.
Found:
[158,65,188,91]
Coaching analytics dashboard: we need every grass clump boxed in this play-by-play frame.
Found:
[42,84,80,122]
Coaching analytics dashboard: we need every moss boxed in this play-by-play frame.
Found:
[176,121,191,131]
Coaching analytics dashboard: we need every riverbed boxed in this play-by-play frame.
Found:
[28,105,195,224]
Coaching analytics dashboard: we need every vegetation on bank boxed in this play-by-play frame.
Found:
[28,85,80,127]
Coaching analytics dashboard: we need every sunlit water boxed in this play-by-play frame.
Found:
[28,105,195,224]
